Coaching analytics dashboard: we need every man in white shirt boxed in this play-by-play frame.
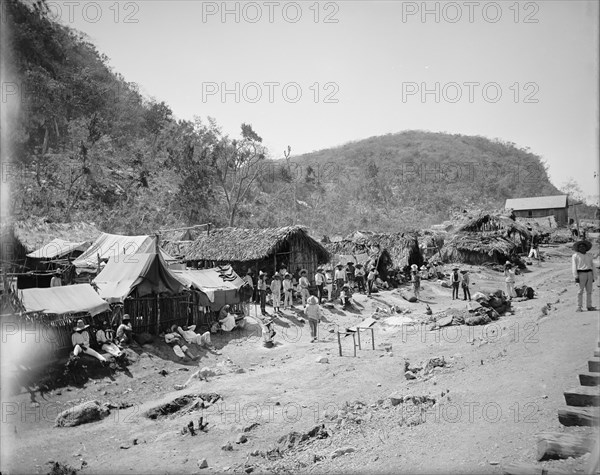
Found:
[298,270,310,306]
[572,241,597,312]
[72,320,107,363]
[314,267,325,304]
[96,321,123,359]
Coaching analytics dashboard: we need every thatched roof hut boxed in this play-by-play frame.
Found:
[324,231,422,279]
[0,218,100,271]
[184,226,329,279]
[457,212,531,241]
[441,233,519,265]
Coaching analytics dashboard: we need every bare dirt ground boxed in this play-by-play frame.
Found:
[2,241,599,475]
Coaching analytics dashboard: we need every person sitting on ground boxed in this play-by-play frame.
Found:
[339,283,352,308]
[96,320,124,359]
[572,240,597,312]
[375,275,389,290]
[165,326,198,360]
[304,295,322,343]
[354,264,366,293]
[116,314,133,346]
[72,319,107,364]
[217,304,236,332]
[176,324,212,347]
[298,270,310,306]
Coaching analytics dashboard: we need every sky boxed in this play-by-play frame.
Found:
[55,0,599,202]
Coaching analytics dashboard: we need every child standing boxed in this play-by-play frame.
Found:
[304,295,322,343]
[270,274,282,313]
[283,273,293,309]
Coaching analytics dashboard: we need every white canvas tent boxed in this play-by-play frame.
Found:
[26,238,91,259]
[73,233,176,271]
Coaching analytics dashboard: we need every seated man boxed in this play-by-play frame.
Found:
[165,326,198,360]
[176,324,212,347]
[217,305,236,332]
[72,320,107,364]
[339,284,352,308]
[96,321,124,359]
[116,314,133,346]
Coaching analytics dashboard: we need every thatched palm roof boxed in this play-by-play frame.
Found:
[457,213,530,239]
[324,230,421,268]
[184,225,329,262]
[1,218,101,252]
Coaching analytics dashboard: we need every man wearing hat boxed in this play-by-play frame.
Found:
[450,267,461,300]
[96,320,124,359]
[354,264,366,293]
[572,240,596,312]
[270,273,282,313]
[304,295,322,342]
[298,269,310,306]
[334,263,346,300]
[257,271,268,315]
[116,314,133,346]
[283,273,293,309]
[346,262,356,289]
[72,319,107,363]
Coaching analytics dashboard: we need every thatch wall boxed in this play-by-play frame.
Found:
[324,231,423,278]
[184,226,329,281]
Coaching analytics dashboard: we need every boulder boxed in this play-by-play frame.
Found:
[389,394,404,406]
[316,356,329,364]
[404,371,417,380]
[331,447,356,459]
[55,400,110,427]
[236,433,248,444]
[221,442,234,451]
[197,459,208,469]
[472,292,487,301]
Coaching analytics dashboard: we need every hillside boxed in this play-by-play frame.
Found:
[3,0,564,237]
[254,132,561,235]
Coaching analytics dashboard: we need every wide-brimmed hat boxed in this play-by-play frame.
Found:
[122,314,131,321]
[452,267,459,271]
[355,263,363,268]
[74,319,89,331]
[342,283,349,288]
[307,295,319,305]
[273,274,281,279]
[336,262,343,267]
[284,273,292,278]
[573,240,592,252]
[300,269,307,275]
[411,264,418,271]
[170,324,178,333]
[347,261,354,266]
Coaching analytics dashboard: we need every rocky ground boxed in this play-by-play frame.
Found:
[1,240,599,475]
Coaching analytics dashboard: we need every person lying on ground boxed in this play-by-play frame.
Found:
[166,326,198,360]
[96,320,124,359]
[116,314,133,346]
[72,319,108,364]
[176,324,212,347]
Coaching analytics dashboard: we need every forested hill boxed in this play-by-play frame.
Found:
[3,0,562,237]
[269,131,561,233]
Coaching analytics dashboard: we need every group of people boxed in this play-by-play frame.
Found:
[71,314,133,365]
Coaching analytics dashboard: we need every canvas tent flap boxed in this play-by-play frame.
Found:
[172,266,245,310]
[93,253,185,303]
[19,284,109,316]
[27,238,90,259]
[73,233,177,270]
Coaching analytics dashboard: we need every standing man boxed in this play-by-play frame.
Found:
[304,295,322,343]
[572,240,597,312]
[461,270,472,301]
[354,264,366,293]
[346,262,355,290]
[258,271,268,316]
[334,263,346,300]
[270,274,282,313]
[243,269,254,316]
[451,267,461,300]
[298,270,310,307]
[314,266,325,304]
[367,267,378,297]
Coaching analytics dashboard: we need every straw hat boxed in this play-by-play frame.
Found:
[284,273,292,279]
[307,295,319,305]
[452,267,459,271]
[411,264,418,271]
[573,240,592,252]
[122,314,131,321]
[347,261,354,266]
[273,274,281,279]
[300,269,308,275]
[74,319,89,332]
[336,262,343,268]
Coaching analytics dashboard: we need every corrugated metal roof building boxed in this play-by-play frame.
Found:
[505,195,569,226]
